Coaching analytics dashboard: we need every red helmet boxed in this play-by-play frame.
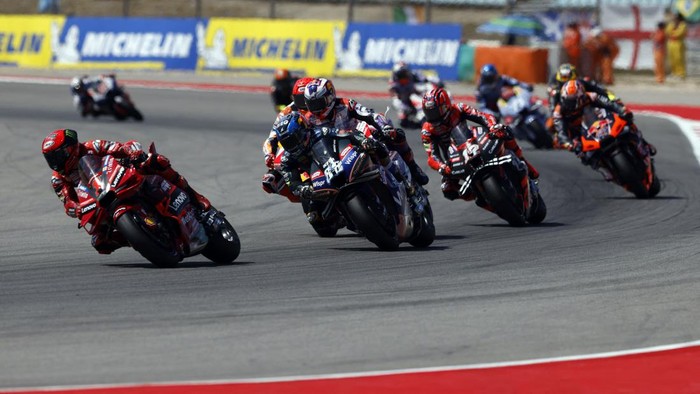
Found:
[292,77,314,110]
[422,87,452,124]
[42,129,80,175]
[304,78,336,118]
[274,68,290,81]
[560,80,585,112]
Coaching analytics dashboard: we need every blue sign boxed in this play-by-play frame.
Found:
[336,23,462,80]
[53,17,199,70]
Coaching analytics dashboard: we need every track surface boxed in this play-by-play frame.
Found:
[1,82,700,389]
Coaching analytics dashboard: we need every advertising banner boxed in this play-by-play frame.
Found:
[335,23,462,80]
[198,18,342,76]
[52,17,199,70]
[0,15,61,68]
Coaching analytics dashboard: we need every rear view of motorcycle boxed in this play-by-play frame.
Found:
[580,112,660,198]
[76,143,240,267]
[497,86,553,149]
[73,74,144,121]
[450,132,546,226]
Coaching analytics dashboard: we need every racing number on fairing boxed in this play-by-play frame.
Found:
[323,158,343,183]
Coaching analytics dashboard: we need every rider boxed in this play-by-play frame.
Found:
[389,61,443,129]
[69,74,118,117]
[421,87,540,202]
[553,80,655,179]
[475,64,533,119]
[547,63,620,114]
[270,68,300,112]
[304,77,430,186]
[41,128,211,254]
[262,77,315,197]
[274,111,388,223]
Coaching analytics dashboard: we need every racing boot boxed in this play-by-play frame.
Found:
[407,160,430,185]
[152,156,212,211]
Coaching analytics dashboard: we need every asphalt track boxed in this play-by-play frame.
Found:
[1,81,700,390]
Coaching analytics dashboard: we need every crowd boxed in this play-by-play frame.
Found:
[561,11,688,85]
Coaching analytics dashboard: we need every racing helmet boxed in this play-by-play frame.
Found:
[274,68,290,81]
[304,78,336,118]
[422,87,452,124]
[70,76,85,92]
[392,61,411,84]
[42,129,80,175]
[560,80,586,112]
[480,64,499,84]
[274,112,311,158]
[556,63,578,83]
[292,77,314,110]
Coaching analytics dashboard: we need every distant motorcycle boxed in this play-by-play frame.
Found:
[449,130,546,226]
[580,112,660,198]
[86,75,144,121]
[307,123,435,250]
[392,81,447,129]
[76,143,240,267]
[497,86,553,149]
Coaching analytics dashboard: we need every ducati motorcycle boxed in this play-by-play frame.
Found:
[76,143,240,267]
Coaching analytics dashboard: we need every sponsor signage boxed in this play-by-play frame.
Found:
[335,23,462,80]
[0,15,59,67]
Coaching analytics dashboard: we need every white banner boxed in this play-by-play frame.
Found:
[600,4,666,70]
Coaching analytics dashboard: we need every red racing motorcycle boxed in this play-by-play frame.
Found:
[76,143,240,267]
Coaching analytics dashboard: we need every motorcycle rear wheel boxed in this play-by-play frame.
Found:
[115,212,181,268]
[346,194,399,250]
[481,175,527,226]
[527,193,547,224]
[610,152,647,198]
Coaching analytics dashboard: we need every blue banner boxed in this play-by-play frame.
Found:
[335,23,462,80]
[52,17,199,70]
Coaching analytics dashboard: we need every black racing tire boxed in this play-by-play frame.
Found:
[610,152,647,198]
[648,175,661,198]
[311,222,339,238]
[481,175,527,226]
[129,107,144,121]
[115,212,181,268]
[201,216,240,264]
[527,193,547,224]
[529,121,554,149]
[409,201,435,248]
[345,194,399,250]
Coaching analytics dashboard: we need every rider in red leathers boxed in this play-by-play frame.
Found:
[303,77,429,186]
[421,87,540,202]
[42,128,211,254]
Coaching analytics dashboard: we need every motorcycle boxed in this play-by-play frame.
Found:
[497,86,553,149]
[392,81,447,130]
[306,123,435,250]
[450,130,546,226]
[76,143,240,267]
[580,112,660,198]
[88,75,144,121]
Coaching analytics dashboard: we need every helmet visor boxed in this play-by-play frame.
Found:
[306,97,328,114]
[279,130,309,157]
[293,93,307,110]
[424,105,445,124]
[561,97,578,112]
[44,145,70,174]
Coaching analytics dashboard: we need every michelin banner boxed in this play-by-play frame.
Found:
[198,18,342,76]
[0,15,60,68]
[52,17,198,69]
[335,23,462,80]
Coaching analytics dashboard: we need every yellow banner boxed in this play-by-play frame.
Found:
[198,18,344,76]
[0,15,63,68]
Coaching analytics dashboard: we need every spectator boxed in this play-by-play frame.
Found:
[651,21,667,84]
[562,22,582,70]
[585,28,619,85]
[38,0,60,13]
[665,12,687,80]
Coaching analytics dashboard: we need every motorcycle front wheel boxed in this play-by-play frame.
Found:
[115,211,181,268]
[201,215,241,264]
[480,174,527,226]
[345,193,399,251]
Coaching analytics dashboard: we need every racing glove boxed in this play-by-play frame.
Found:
[622,110,634,123]
[381,124,398,140]
[297,185,313,199]
[488,124,512,140]
[65,200,81,219]
[264,153,275,169]
[438,163,452,176]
